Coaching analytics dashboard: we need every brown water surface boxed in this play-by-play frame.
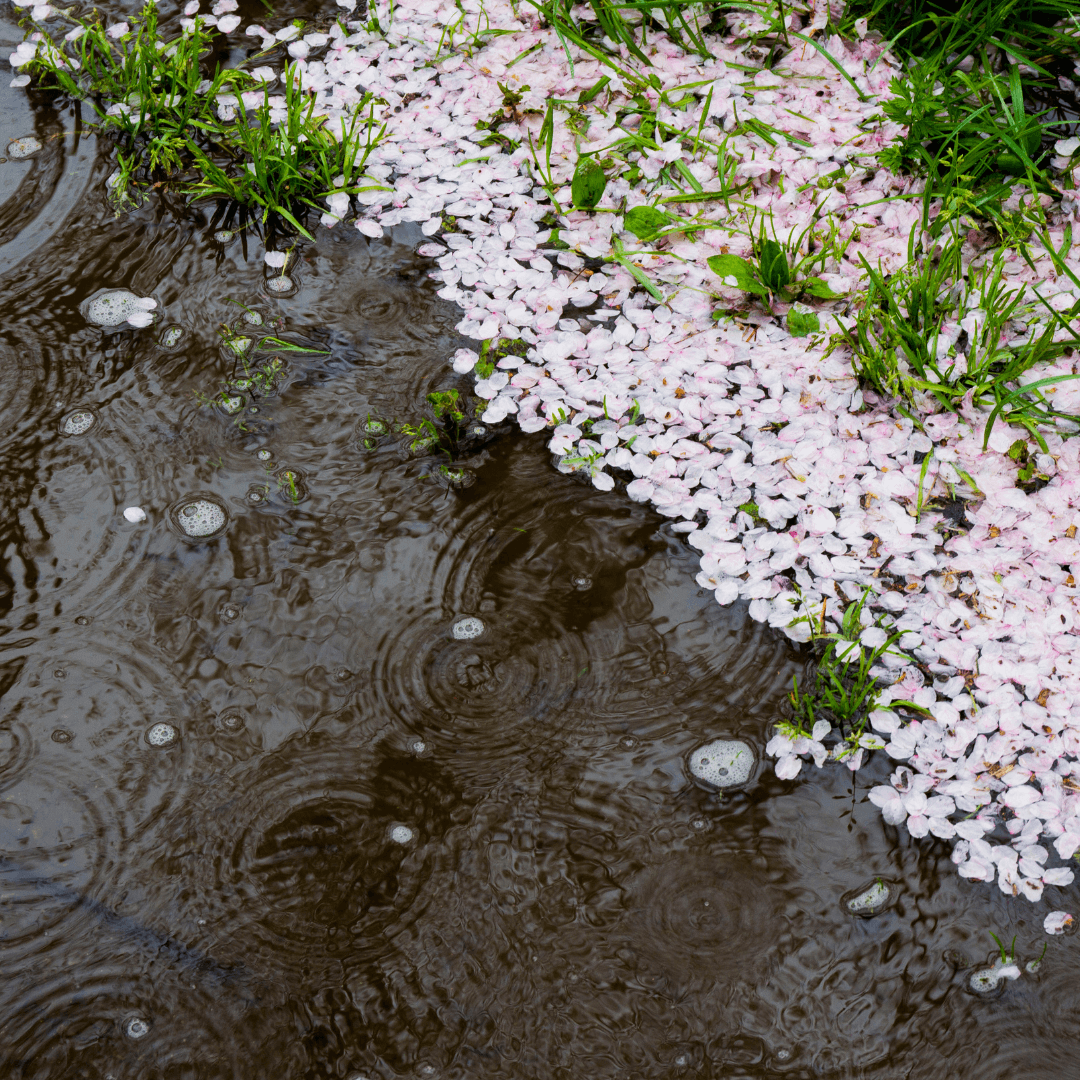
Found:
[1,15,1079,1078]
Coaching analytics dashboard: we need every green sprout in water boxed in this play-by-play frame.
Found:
[427,389,465,423]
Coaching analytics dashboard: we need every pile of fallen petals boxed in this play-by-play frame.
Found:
[12,0,1080,908]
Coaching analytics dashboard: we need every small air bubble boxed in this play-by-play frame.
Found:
[257,450,272,461]
[620,735,639,750]
[391,824,414,844]
[571,574,593,590]
[74,615,91,626]
[220,603,240,623]
[51,729,73,743]
[123,1016,150,1040]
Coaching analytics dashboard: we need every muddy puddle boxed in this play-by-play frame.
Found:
[1,8,1080,1078]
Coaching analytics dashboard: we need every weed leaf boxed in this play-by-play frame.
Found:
[624,206,670,241]
[571,156,606,209]
[706,254,768,297]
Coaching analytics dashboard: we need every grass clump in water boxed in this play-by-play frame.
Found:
[20,2,387,236]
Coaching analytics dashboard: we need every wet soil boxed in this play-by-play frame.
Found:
[1,9,1080,1078]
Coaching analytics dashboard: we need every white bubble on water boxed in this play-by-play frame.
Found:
[146,722,178,747]
[7,135,42,159]
[688,738,755,789]
[219,394,245,415]
[843,878,895,917]
[214,229,234,243]
[266,275,295,294]
[160,325,184,348]
[967,966,1004,995]
[391,824,414,844]
[257,449,272,461]
[450,615,485,640]
[174,498,227,538]
[123,506,147,523]
[242,310,264,325]
[60,408,96,435]
[85,289,154,327]
[123,1016,151,1040]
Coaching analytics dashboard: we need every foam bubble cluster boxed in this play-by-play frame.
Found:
[173,497,228,539]
[842,879,896,917]
[688,738,755,789]
[451,616,484,640]
[390,824,414,844]
[146,722,178,747]
[60,408,96,435]
[84,289,156,327]
[160,325,184,348]
[7,135,41,159]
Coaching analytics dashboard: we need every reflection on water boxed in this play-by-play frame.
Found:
[1,18,1080,1079]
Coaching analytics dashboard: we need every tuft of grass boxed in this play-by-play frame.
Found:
[834,228,1080,448]
[787,587,906,754]
[21,1,387,234]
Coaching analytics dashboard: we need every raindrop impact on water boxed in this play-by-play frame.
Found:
[123,1016,151,1040]
[218,711,245,734]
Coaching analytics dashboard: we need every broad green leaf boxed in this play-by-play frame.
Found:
[786,309,820,337]
[758,239,790,292]
[571,156,606,209]
[624,206,671,241]
[706,253,769,297]
[800,276,843,299]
